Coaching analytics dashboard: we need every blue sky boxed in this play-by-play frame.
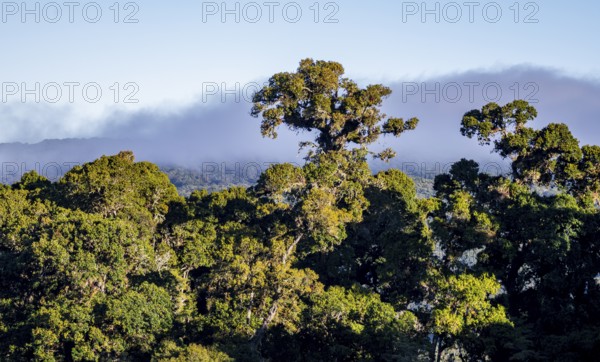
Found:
[2,1,599,107]
[0,0,599,166]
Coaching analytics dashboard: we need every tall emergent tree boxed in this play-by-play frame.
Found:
[251,58,419,160]
[203,58,425,355]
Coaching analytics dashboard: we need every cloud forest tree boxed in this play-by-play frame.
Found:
[251,58,419,160]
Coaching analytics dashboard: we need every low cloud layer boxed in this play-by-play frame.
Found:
[1,65,599,182]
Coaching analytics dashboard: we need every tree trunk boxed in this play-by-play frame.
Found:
[247,291,254,324]
[430,335,438,362]
[250,302,279,350]
[436,337,444,362]
[282,234,303,265]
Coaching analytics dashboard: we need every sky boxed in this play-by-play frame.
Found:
[0,0,599,173]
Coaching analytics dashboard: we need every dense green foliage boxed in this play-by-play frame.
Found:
[1,60,599,361]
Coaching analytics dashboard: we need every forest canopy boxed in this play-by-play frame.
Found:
[1,59,599,361]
